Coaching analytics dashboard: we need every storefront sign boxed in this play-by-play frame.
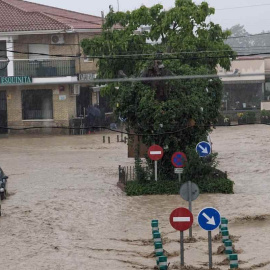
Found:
[0,76,32,85]
[78,73,96,81]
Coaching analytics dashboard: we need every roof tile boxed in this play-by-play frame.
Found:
[0,0,102,32]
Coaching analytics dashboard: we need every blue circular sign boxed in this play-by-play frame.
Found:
[171,152,187,168]
[196,141,211,157]
[198,207,221,231]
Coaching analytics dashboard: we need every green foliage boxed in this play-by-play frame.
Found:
[125,177,233,196]
[261,109,270,117]
[81,1,235,182]
[244,111,256,121]
[127,147,234,196]
[125,180,180,196]
[134,156,149,183]
[182,147,218,182]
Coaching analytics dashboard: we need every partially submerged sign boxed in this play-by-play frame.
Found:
[179,182,200,202]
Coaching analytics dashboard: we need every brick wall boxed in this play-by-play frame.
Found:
[6,84,76,134]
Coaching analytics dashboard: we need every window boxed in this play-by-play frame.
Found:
[28,44,50,60]
[22,90,53,120]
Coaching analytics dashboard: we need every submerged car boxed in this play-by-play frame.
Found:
[0,167,8,201]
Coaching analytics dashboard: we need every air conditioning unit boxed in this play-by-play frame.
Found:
[51,34,65,44]
[70,84,80,96]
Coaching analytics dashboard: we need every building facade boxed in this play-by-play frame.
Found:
[0,0,104,134]
[217,56,270,113]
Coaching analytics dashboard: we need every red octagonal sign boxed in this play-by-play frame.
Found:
[148,145,164,161]
[170,207,193,231]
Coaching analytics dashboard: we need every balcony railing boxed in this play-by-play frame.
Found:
[14,59,76,78]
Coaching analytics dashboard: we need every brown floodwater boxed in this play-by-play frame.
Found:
[1,125,270,269]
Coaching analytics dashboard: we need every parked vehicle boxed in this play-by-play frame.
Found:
[0,167,8,201]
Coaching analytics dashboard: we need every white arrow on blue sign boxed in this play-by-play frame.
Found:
[196,141,211,157]
[198,207,221,231]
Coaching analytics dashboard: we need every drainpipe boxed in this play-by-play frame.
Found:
[77,32,81,74]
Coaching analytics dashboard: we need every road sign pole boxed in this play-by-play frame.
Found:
[180,231,184,266]
[198,208,221,269]
[170,207,193,268]
[155,160,158,181]
[178,173,181,183]
[208,231,212,269]
[188,181,192,238]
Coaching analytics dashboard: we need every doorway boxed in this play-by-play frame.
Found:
[0,90,7,134]
[76,87,92,117]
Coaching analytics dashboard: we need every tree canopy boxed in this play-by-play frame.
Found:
[81,0,235,180]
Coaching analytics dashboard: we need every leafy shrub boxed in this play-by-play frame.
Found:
[125,176,233,196]
[126,147,234,196]
[238,111,256,124]
[125,180,180,196]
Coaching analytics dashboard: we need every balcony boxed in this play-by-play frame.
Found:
[14,59,76,78]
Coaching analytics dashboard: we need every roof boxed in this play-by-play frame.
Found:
[0,0,102,33]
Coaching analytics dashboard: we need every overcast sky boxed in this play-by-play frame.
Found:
[27,0,270,34]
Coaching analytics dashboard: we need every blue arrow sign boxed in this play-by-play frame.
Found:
[198,207,221,231]
[196,141,211,157]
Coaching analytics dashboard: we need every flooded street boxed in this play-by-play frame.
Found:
[1,125,270,269]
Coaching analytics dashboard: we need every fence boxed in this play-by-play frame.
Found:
[118,165,149,185]
[14,59,76,77]
[118,165,135,185]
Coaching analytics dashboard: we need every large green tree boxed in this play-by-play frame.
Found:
[81,0,235,180]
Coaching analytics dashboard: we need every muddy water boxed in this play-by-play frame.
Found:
[0,125,270,269]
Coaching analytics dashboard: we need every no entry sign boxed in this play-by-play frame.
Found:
[148,145,164,161]
[170,207,193,231]
[171,152,187,168]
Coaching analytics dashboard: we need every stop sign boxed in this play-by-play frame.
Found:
[148,145,164,161]
[170,207,193,231]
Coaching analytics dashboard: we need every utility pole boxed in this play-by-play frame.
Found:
[117,0,119,11]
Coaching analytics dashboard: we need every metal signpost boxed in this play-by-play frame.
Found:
[174,168,183,183]
[148,145,164,181]
[179,182,199,238]
[198,207,221,269]
[196,141,212,157]
[170,207,193,267]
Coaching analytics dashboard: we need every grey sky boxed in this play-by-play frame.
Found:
[27,0,270,34]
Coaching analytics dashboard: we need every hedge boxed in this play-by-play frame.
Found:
[125,176,234,196]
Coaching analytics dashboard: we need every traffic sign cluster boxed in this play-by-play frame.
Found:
[147,139,212,182]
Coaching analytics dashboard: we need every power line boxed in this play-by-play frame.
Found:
[0,73,266,87]
[216,3,270,11]
[0,48,237,60]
